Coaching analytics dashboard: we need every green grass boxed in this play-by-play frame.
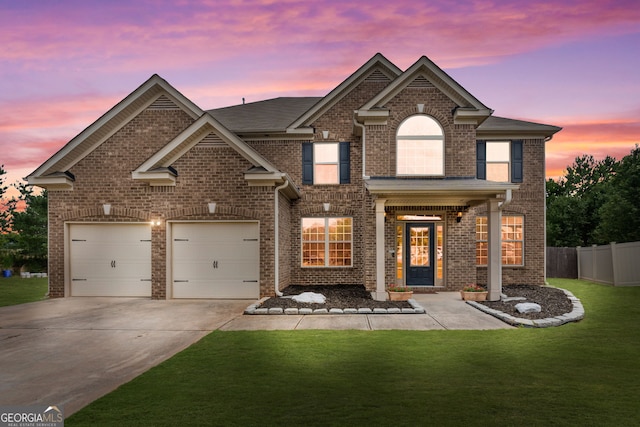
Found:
[67,279,640,426]
[0,276,48,307]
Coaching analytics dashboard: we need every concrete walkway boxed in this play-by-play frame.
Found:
[221,292,512,331]
[0,292,509,416]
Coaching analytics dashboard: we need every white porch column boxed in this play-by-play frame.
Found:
[373,198,387,301]
[487,199,502,301]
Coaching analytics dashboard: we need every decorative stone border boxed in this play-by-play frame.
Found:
[244,298,426,315]
[466,287,585,328]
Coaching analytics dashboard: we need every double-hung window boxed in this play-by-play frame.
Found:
[476,215,524,266]
[477,140,523,183]
[302,142,350,185]
[302,217,352,267]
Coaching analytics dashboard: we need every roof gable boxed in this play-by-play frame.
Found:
[130,113,301,199]
[286,53,402,133]
[357,56,493,125]
[132,113,280,183]
[28,74,204,189]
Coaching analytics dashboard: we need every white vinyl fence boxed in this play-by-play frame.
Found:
[577,241,640,286]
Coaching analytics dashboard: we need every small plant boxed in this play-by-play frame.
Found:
[462,283,486,292]
[388,284,412,292]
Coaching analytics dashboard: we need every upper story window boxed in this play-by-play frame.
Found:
[486,141,511,182]
[477,140,523,183]
[302,142,350,185]
[314,143,339,184]
[396,115,444,176]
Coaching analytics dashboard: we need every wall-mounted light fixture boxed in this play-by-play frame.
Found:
[456,211,463,223]
[150,220,162,227]
[103,204,111,215]
[323,203,330,212]
[208,202,217,214]
[322,130,330,139]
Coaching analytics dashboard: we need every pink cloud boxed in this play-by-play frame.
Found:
[2,0,639,75]
[546,119,640,179]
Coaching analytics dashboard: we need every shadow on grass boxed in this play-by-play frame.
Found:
[67,280,640,426]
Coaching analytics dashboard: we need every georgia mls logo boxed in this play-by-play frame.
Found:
[0,405,64,427]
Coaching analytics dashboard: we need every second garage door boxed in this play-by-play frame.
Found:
[171,222,260,299]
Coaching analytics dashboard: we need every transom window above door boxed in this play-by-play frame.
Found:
[396,115,444,176]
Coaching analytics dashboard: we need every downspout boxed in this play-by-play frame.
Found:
[498,188,512,210]
[353,116,368,179]
[274,179,289,297]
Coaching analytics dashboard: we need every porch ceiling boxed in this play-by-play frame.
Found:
[365,178,519,206]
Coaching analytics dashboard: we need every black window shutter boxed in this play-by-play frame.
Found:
[476,140,486,180]
[339,142,350,184]
[511,140,523,183]
[302,142,313,184]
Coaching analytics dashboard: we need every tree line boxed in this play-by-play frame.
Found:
[546,145,640,247]
[0,165,48,272]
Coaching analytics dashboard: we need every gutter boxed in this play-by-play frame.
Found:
[353,117,368,179]
[274,179,289,297]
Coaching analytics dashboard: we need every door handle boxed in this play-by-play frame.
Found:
[212,261,219,269]
[111,260,116,268]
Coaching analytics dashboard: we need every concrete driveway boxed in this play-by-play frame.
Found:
[0,293,510,417]
[0,297,248,416]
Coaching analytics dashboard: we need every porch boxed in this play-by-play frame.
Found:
[365,177,519,301]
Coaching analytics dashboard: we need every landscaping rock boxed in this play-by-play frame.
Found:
[292,292,326,304]
[515,302,542,313]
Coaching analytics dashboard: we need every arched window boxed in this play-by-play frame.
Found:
[396,115,444,176]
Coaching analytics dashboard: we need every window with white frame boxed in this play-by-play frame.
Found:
[313,143,339,184]
[396,115,444,176]
[486,141,510,182]
[302,217,352,267]
[476,215,524,266]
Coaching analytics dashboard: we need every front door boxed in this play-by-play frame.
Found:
[405,223,435,286]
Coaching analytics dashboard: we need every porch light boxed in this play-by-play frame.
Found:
[103,204,111,215]
[208,202,217,214]
[150,220,161,226]
[456,211,463,223]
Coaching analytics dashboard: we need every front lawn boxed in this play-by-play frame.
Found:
[0,276,48,307]
[67,279,640,426]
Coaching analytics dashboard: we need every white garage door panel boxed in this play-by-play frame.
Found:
[172,222,259,299]
[70,224,151,297]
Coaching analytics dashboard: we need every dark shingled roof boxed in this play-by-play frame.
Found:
[478,116,561,134]
[208,97,322,133]
[208,98,560,137]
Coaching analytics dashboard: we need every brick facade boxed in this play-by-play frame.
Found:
[35,55,557,299]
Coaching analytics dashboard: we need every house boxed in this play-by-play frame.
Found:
[27,54,560,301]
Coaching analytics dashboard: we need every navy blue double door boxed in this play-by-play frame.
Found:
[405,223,435,287]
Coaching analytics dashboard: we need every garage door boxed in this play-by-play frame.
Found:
[69,223,152,297]
[171,222,259,299]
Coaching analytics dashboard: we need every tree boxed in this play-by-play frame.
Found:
[0,164,8,232]
[546,155,617,247]
[595,146,640,243]
[6,183,48,271]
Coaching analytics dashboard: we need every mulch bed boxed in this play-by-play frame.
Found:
[258,284,574,320]
[477,284,574,320]
[258,284,412,310]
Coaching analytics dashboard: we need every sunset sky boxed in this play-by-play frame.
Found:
[1,0,639,198]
